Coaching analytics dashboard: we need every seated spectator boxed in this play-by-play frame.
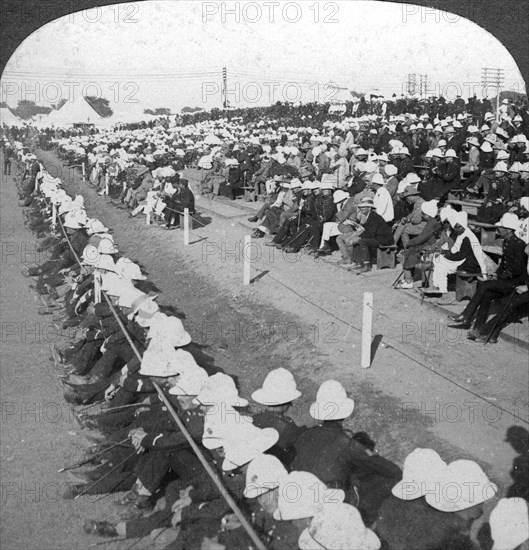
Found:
[428,211,487,301]
[270,181,318,251]
[371,172,394,224]
[395,200,441,289]
[250,178,299,238]
[393,186,425,249]
[315,190,352,256]
[200,163,225,197]
[336,197,394,272]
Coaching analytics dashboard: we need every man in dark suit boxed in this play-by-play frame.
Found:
[343,197,394,273]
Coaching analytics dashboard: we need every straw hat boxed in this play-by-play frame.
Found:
[310,380,355,421]
[251,368,301,405]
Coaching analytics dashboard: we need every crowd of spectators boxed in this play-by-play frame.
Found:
[4,137,529,550]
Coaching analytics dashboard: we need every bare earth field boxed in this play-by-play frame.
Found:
[1,152,528,549]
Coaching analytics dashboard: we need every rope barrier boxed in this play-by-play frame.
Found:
[100,292,266,549]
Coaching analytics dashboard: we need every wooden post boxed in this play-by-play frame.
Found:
[82,161,86,181]
[105,173,109,195]
[146,211,151,225]
[361,292,373,369]
[243,235,251,286]
[184,208,190,246]
[94,271,102,304]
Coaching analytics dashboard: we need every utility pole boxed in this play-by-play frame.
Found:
[481,67,504,120]
[406,74,417,97]
[222,67,227,109]
[418,74,428,99]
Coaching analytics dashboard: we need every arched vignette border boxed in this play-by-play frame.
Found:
[0,0,527,94]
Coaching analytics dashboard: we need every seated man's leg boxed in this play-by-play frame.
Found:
[319,222,340,249]
[255,202,271,219]
[460,279,510,322]
[473,286,516,335]
[136,451,172,497]
[336,235,353,264]
[272,217,295,245]
[401,224,425,249]
[486,291,529,341]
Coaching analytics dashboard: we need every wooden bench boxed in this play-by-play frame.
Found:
[468,220,500,247]
[448,199,482,217]
[454,271,481,302]
[376,245,397,270]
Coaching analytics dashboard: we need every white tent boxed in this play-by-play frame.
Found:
[46,97,107,128]
[30,113,52,129]
[0,107,24,127]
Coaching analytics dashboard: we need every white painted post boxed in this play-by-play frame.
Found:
[51,202,57,229]
[82,161,86,181]
[94,271,102,304]
[361,292,373,369]
[105,173,109,195]
[184,208,190,246]
[146,211,151,226]
[243,235,251,286]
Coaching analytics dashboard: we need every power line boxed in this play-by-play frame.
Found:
[481,67,505,119]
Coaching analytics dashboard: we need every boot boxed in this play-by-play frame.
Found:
[83,519,118,537]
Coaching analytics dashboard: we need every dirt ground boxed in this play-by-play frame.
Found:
[1,151,528,549]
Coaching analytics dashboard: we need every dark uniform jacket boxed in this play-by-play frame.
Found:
[497,234,527,280]
[291,422,398,489]
[252,411,306,466]
[314,194,336,224]
[374,495,470,550]
[360,211,394,247]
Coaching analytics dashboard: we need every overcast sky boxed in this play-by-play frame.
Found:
[1,0,525,113]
